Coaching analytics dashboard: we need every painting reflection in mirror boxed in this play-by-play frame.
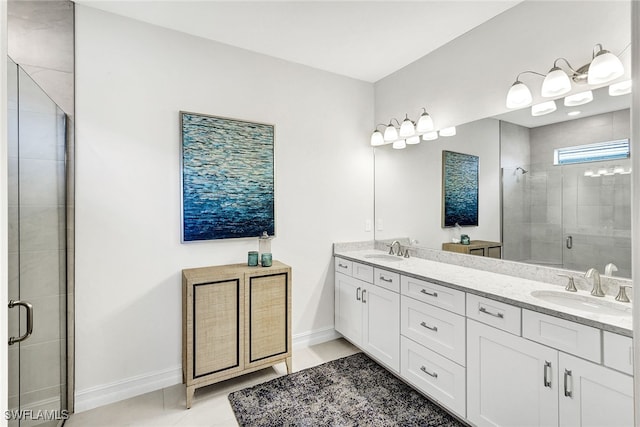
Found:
[442,151,479,228]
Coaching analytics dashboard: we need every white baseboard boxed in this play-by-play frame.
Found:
[292,326,341,349]
[74,366,182,413]
[74,327,340,413]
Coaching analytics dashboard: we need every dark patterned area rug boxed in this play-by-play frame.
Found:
[228,352,467,426]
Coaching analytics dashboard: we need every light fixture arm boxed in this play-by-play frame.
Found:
[389,118,402,127]
[515,70,546,80]
[553,57,580,75]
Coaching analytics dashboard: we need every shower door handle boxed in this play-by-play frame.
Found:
[566,236,573,249]
[8,300,34,345]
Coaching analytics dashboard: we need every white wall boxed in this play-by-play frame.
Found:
[375,118,500,247]
[75,6,373,410]
[374,1,631,131]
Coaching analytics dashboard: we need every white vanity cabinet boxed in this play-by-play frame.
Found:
[334,257,400,372]
[467,298,634,427]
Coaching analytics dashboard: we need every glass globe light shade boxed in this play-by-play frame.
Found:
[564,90,593,107]
[422,131,438,141]
[392,139,406,150]
[416,112,434,132]
[399,117,415,137]
[406,135,420,145]
[383,124,398,141]
[506,81,533,109]
[370,130,385,146]
[541,67,572,97]
[531,100,557,116]
[609,80,632,96]
[439,127,456,137]
[588,50,624,84]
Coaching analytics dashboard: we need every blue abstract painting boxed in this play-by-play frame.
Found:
[181,112,275,242]
[442,150,479,227]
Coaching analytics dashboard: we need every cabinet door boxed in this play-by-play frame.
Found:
[192,279,243,378]
[362,283,400,372]
[559,352,633,427]
[335,272,364,346]
[467,319,558,427]
[246,271,290,365]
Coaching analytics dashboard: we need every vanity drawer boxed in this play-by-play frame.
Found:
[352,262,374,283]
[522,309,601,363]
[401,336,466,418]
[466,294,521,336]
[401,296,466,366]
[335,257,353,276]
[401,276,465,315]
[374,268,400,293]
[604,331,633,375]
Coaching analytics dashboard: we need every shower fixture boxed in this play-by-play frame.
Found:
[515,167,528,174]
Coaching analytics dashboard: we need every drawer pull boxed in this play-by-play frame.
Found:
[479,306,504,319]
[420,289,438,298]
[356,287,361,301]
[543,361,552,388]
[420,321,438,332]
[420,366,438,378]
[564,369,573,397]
[362,289,367,304]
[338,263,348,269]
[380,276,393,283]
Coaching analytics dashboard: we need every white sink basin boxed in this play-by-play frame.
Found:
[530,290,631,317]
[364,254,404,262]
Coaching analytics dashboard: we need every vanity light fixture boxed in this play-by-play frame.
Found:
[506,43,629,111]
[564,90,593,107]
[609,80,632,96]
[531,100,557,116]
[371,107,435,147]
[584,169,594,177]
[439,127,457,137]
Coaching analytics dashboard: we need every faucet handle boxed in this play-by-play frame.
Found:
[403,247,410,258]
[558,274,577,292]
[615,285,631,303]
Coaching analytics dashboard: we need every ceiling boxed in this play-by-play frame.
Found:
[77,0,523,83]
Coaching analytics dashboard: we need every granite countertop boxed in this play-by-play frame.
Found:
[334,249,632,337]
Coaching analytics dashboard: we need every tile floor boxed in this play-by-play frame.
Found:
[65,339,360,427]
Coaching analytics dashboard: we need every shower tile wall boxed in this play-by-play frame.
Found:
[500,121,531,262]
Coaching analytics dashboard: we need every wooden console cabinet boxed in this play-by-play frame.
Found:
[182,261,292,408]
[442,240,502,258]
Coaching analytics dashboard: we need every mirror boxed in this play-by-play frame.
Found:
[373,5,632,279]
[498,86,631,278]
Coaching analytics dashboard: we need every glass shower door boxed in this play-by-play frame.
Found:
[561,162,632,276]
[7,59,68,426]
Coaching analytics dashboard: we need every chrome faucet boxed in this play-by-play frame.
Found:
[388,240,403,256]
[604,263,618,277]
[585,268,605,297]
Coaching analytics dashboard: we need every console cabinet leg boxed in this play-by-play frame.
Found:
[285,356,292,374]
[186,385,195,409]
